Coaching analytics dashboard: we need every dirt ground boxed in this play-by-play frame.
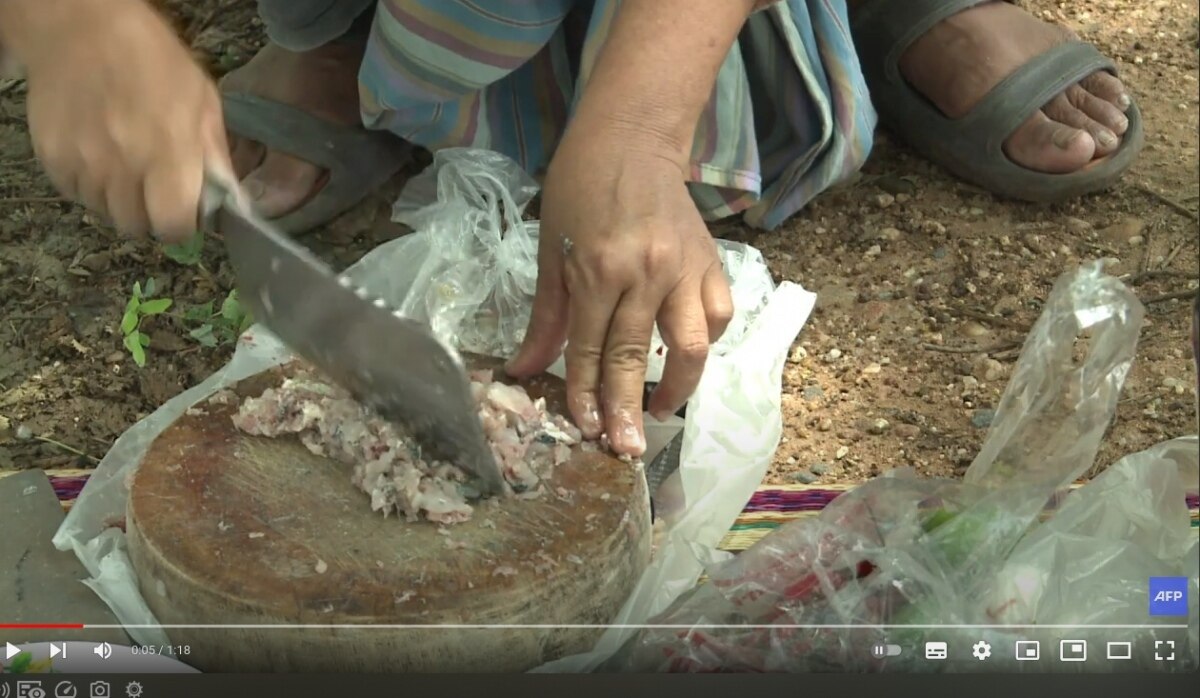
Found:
[0,0,1196,486]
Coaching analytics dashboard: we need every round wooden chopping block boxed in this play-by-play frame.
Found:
[126,356,651,673]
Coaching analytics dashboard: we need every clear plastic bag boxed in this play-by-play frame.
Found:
[601,263,1199,673]
[53,148,816,667]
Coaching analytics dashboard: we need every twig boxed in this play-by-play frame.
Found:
[1136,183,1199,221]
[944,306,1029,331]
[1080,241,1120,256]
[1161,239,1188,269]
[1142,289,1199,306]
[1121,269,1197,285]
[33,435,100,465]
[922,340,1022,354]
[1138,228,1152,275]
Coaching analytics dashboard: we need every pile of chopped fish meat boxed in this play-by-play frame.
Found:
[230,368,583,524]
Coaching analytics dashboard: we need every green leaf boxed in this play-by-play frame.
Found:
[136,331,151,347]
[183,301,215,323]
[189,324,218,348]
[120,309,139,335]
[124,333,147,367]
[132,281,143,299]
[139,298,173,315]
[9,651,32,673]
[144,277,157,297]
[220,290,244,323]
[164,232,205,266]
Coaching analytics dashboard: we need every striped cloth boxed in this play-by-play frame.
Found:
[13,470,1200,553]
[357,0,876,229]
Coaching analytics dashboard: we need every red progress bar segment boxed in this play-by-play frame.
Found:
[0,624,86,629]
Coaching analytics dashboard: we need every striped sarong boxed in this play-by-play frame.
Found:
[260,0,876,230]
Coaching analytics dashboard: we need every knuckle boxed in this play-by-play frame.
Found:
[640,239,678,272]
[606,341,649,367]
[671,339,709,364]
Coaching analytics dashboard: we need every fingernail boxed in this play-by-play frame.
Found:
[650,409,674,423]
[1052,127,1082,150]
[1096,129,1118,148]
[574,394,603,436]
[1117,93,1131,110]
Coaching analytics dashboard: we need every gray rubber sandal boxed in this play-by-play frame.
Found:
[222,92,413,235]
[851,0,1143,203]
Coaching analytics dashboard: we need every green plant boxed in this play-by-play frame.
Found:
[163,231,206,267]
[184,289,254,347]
[121,278,172,367]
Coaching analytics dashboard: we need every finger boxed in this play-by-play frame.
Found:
[700,262,734,343]
[143,141,206,245]
[646,284,710,423]
[104,176,151,239]
[562,282,621,439]
[506,235,570,378]
[601,290,656,457]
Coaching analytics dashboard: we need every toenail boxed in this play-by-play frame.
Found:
[1096,130,1118,148]
[1052,128,1082,149]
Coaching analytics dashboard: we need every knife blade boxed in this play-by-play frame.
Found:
[205,180,508,496]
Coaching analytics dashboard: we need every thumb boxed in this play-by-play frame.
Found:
[506,254,569,377]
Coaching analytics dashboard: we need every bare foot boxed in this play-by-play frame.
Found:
[897,1,1131,174]
[219,40,364,218]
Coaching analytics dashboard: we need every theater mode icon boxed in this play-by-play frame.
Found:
[1148,577,1188,616]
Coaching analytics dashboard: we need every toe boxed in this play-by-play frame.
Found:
[229,134,266,179]
[240,151,326,219]
[1066,83,1129,137]
[1043,90,1120,157]
[1079,71,1131,111]
[1004,109,1096,174]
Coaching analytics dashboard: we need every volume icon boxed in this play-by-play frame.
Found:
[92,643,112,660]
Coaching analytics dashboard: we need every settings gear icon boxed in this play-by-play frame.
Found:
[125,681,144,698]
[971,640,992,661]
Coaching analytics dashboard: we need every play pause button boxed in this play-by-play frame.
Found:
[49,642,67,659]
[4,642,20,660]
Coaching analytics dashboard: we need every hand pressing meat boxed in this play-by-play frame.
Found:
[232,367,586,524]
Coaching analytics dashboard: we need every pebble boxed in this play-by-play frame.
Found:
[825,348,843,362]
[817,418,834,432]
[867,418,890,435]
[895,424,921,439]
[802,385,825,402]
[971,409,996,429]
[993,296,1021,316]
[810,462,830,475]
[960,321,991,338]
[16,425,33,441]
[1127,235,1144,246]
[878,227,902,241]
[1162,377,1187,395]
[1065,217,1091,233]
[786,456,798,465]
[864,244,882,258]
[105,351,125,364]
[973,356,1004,383]
[1100,216,1145,245]
[788,346,808,363]
[961,376,979,393]
[862,363,882,375]
[875,193,895,208]
[835,446,850,460]
[791,470,818,484]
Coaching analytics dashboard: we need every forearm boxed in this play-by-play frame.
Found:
[571,0,759,165]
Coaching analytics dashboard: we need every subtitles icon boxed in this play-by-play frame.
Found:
[1106,642,1132,660]
[1059,639,1087,662]
[924,641,947,660]
[1014,640,1040,661]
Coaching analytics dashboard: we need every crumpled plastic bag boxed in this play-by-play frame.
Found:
[598,263,1199,673]
[52,148,815,666]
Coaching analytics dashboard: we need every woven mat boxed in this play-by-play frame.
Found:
[5,470,1199,553]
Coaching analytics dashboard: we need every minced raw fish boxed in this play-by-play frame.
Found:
[231,367,584,524]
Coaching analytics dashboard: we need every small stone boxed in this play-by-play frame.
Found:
[993,296,1021,316]
[961,376,979,392]
[825,348,842,362]
[835,446,850,460]
[105,351,125,363]
[315,559,328,574]
[786,456,798,465]
[1162,377,1186,395]
[788,345,808,363]
[878,227,903,241]
[1100,216,1145,245]
[810,462,830,475]
[791,469,818,484]
[971,409,996,429]
[1127,235,1144,246]
[16,425,33,441]
[864,244,882,258]
[960,321,991,338]
[874,193,895,209]
[868,418,890,435]
[802,385,825,402]
[861,363,882,375]
[817,418,834,432]
[973,356,1004,383]
[895,193,910,204]
[895,424,921,439]
[1065,217,1091,233]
